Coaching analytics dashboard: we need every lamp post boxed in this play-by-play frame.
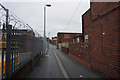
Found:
[43,4,51,56]
[44,4,51,37]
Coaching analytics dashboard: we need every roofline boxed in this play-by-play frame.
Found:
[82,8,91,17]
[57,32,82,34]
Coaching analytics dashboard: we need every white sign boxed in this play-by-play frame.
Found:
[85,35,88,39]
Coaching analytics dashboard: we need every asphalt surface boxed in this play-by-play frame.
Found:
[26,45,103,78]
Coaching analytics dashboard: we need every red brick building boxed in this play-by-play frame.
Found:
[57,32,82,54]
[69,2,120,78]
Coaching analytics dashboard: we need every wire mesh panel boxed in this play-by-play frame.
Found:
[7,22,43,79]
[0,3,45,79]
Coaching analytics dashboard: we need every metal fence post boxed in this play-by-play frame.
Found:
[5,8,12,78]
[5,25,12,78]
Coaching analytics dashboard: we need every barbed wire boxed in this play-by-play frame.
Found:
[0,3,33,31]
[0,3,44,37]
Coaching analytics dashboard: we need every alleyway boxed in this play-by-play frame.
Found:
[26,45,102,78]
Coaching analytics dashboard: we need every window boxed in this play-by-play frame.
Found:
[77,37,80,42]
[85,35,88,42]
[73,39,76,42]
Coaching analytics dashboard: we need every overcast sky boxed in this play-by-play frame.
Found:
[1,0,90,38]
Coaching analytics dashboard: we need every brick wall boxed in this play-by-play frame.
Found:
[57,33,81,50]
[62,47,69,54]
[82,9,92,28]
[83,2,120,78]
[90,2,119,20]
[69,42,91,68]
[57,33,80,43]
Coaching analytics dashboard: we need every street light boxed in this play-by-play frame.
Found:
[44,4,51,37]
[43,4,51,56]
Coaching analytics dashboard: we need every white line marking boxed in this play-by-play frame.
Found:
[52,48,70,79]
